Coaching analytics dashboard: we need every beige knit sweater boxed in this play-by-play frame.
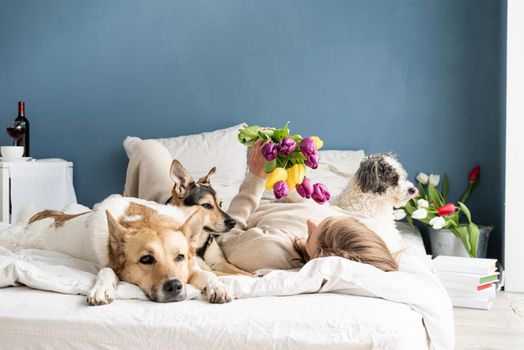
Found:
[221,172,369,272]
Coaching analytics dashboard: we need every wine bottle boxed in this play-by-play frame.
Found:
[14,101,30,157]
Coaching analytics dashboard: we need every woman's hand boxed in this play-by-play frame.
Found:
[248,139,268,179]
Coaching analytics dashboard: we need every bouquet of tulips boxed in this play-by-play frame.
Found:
[396,166,481,257]
[238,123,330,204]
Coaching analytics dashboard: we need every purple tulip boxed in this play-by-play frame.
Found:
[300,137,317,157]
[273,181,289,199]
[312,183,330,204]
[261,142,278,161]
[296,177,314,198]
[277,137,297,156]
[304,152,319,169]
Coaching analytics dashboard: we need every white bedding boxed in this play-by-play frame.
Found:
[0,287,427,350]
[0,237,453,350]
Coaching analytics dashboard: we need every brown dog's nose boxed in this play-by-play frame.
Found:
[163,279,183,295]
[225,218,236,229]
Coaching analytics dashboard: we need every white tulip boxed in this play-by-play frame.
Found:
[417,199,429,208]
[429,216,446,230]
[429,174,440,187]
[416,172,429,185]
[411,208,428,220]
[393,209,406,221]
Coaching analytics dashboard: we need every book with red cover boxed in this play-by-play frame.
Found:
[447,284,497,299]
[440,279,496,293]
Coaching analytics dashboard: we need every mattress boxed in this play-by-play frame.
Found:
[0,223,444,350]
[0,287,428,350]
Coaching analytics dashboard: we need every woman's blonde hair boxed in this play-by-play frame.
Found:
[293,216,399,272]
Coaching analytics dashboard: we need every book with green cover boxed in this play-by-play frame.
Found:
[436,270,500,286]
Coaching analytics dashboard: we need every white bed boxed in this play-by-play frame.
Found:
[0,223,452,350]
[0,287,427,350]
[0,126,454,349]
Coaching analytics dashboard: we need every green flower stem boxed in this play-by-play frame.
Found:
[460,182,473,204]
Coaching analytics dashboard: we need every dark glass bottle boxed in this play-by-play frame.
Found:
[14,101,30,157]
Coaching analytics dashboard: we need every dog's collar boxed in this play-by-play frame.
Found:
[164,196,173,205]
[196,234,215,258]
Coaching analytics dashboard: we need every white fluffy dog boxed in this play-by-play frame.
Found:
[332,154,418,251]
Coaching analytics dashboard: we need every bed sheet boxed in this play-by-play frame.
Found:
[0,286,428,350]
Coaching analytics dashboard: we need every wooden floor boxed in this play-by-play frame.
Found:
[454,292,524,350]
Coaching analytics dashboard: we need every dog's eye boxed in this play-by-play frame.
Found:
[175,254,185,262]
[139,255,155,265]
[201,203,213,210]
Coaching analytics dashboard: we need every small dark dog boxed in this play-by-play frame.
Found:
[167,160,250,276]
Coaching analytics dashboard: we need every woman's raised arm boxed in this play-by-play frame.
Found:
[227,140,268,228]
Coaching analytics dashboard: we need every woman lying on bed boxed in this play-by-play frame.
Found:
[221,140,398,273]
[124,139,398,273]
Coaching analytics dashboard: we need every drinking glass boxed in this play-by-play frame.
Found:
[6,121,26,145]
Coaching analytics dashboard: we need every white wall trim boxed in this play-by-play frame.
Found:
[504,0,524,292]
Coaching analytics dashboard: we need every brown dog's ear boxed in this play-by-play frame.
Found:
[197,166,216,185]
[106,210,129,270]
[170,160,194,199]
[181,208,205,242]
[106,210,127,245]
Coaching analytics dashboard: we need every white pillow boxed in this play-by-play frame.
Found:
[123,124,247,188]
[308,149,365,197]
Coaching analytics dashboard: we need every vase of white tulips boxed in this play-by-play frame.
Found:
[396,166,492,258]
[427,224,493,258]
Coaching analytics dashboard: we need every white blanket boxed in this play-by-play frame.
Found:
[0,245,454,350]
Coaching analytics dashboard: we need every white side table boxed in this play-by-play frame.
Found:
[0,160,75,224]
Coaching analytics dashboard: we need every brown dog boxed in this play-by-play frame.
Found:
[12,195,233,305]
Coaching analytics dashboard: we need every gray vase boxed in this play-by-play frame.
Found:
[429,225,493,258]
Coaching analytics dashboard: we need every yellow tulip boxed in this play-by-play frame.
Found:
[310,136,323,150]
[285,163,305,190]
[265,167,288,190]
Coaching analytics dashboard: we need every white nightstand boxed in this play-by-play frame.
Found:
[0,159,76,224]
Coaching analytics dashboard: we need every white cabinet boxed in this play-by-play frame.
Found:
[0,160,75,224]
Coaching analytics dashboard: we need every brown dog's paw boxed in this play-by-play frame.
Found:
[87,285,115,306]
[206,283,232,304]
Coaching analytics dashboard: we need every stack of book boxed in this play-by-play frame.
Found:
[433,255,499,310]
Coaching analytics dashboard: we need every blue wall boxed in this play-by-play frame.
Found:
[0,0,506,259]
